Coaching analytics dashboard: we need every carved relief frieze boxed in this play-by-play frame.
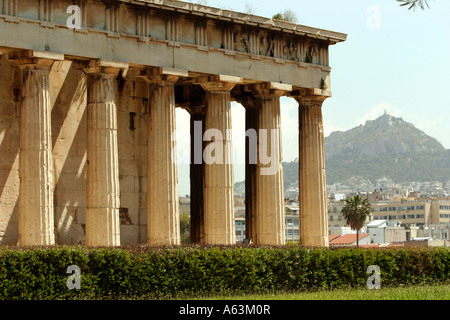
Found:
[282,38,299,61]
[259,31,275,57]
[305,43,318,64]
[0,0,332,66]
[233,26,250,53]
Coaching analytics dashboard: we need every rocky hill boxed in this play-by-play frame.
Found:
[325,112,445,160]
[235,113,450,194]
[324,113,449,185]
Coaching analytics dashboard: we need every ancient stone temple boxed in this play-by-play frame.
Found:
[0,0,346,247]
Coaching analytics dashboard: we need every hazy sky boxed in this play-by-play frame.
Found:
[175,0,450,196]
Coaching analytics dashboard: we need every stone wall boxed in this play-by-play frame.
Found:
[0,54,20,245]
[117,75,149,244]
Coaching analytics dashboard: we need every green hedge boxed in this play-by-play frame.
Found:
[0,245,449,299]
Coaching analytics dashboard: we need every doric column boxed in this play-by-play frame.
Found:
[12,50,63,246]
[82,59,128,247]
[197,75,241,245]
[188,107,206,244]
[245,83,291,245]
[141,68,186,246]
[244,102,258,242]
[295,93,329,247]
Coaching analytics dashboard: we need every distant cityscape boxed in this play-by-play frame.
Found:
[180,178,450,247]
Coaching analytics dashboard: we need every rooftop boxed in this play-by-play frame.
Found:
[329,233,370,245]
[367,220,387,227]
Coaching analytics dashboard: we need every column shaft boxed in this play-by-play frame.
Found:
[18,63,55,246]
[85,74,120,246]
[202,82,236,245]
[255,97,285,245]
[244,105,258,242]
[147,83,180,245]
[189,108,205,244]
[298,96,328,247]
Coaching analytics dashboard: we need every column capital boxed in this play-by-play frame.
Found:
[139,67,188,85]
[81,59,128,78]
[186,106,206,116]
[195,74,242,92]
[243,82,292,99]
[9,50,64,69]
[291,88,331,106]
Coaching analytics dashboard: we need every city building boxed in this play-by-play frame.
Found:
[370,198,450,226]
[285,205,300,242]
[366,220,407,244]
[327,195,450,245]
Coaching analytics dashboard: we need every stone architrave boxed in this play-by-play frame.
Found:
[295,93,329,247]
[197,75,241,245]
[12,50,63,246]
[245,83,291,245]
[82,59,128,247]
[141,68,187,246]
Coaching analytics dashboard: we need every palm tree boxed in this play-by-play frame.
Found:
[340,195,372,248]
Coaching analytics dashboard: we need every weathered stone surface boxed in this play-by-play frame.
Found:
[146,80,180,246]
[17,57,57,246]
[242,83,291,245]
[296,95,329,247]
[83,62,124,247]
[254,97,285,245]
[201,79,238,245]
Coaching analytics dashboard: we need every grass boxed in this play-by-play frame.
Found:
[191,284,450,300]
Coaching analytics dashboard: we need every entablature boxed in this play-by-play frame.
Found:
[0,0,346,92]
